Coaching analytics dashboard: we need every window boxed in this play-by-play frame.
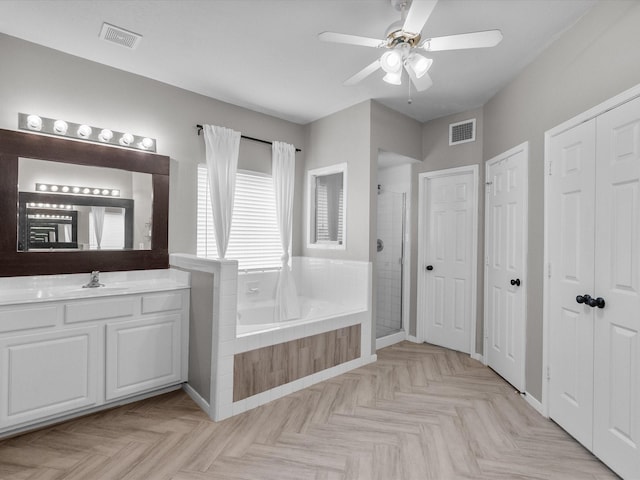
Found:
[197,165,282,270]
[307,163,347,249]
[89,207,125,250]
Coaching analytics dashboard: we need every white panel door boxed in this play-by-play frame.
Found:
[548,119,597,449]
[593,96,640,479]
[424,171,475,353]
[106,314,181,401]
[485,144,528,392]
[0,326,100,428]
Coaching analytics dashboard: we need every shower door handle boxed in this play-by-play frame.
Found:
[426,265,434,271]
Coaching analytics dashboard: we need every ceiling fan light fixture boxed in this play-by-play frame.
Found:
[406,53,432,78]
[380,50,403,74]
[383,70,402,85]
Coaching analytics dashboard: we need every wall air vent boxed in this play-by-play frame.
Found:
[99,22,142,49]
[449,118,476,146]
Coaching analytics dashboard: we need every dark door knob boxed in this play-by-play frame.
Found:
[426,265,434,271]
[594,297,605,309]
[576,294,591,304]
[510,278,521,286]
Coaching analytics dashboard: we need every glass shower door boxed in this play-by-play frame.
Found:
[376,191,405,338]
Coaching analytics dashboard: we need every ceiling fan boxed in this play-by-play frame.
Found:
[319,0,503,92]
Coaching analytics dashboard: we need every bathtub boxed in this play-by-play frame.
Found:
[237,296,366,336]
[237,257,369,336]
[170,253,373,421]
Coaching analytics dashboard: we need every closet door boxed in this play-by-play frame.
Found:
[593,96,640,479]
[547,119,596,449]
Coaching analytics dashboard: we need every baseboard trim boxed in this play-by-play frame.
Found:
[376,331,406,350]
[183,383,210,414]
[406,335,420,343]
[470,353,484,362]
[523,391,545,417]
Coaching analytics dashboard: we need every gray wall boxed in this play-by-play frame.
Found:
[302,101,371,261]
[483,0,640,401]
[0,33,307,256]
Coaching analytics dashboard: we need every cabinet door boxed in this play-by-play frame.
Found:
[548,119,596,449]
[593,96,640,479]
[105,314,181,401]
[0,326,100,429]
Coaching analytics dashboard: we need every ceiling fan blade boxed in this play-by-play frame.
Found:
[402,0,438,35]
[422,30,503,52]
[406,67,433,92]
[318,31,385,48]
[344,60,382,86]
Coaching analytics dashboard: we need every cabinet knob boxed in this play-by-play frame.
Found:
[510,278,521,287]
[426,265,434,271]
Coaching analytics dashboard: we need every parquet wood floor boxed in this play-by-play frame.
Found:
[0,342,618,479]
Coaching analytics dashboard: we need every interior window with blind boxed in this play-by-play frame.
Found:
[196,165,282,270]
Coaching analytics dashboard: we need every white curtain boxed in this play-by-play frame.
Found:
[91,206,105,250]
[203,125,241,259]
[272,141,300,322]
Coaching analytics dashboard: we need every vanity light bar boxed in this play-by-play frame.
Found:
[35,183,120,197]
[18,113,156,153]
[28,202,73,210]
[28,214,73,220]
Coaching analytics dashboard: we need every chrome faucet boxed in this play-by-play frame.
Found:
[83,271,104,288]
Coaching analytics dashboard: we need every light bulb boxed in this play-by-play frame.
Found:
[53,120,68,134]
[77,124,92,138]
[99,129,113,142]
[141,137,154,150]
[102,189,109,195]
[83,188,90,194]
[61,186,70,193]
[27,115,43,131]
[406,54,432,79]
[92,188,100,195]
[380,50,402,74]
[72,186,80,193]
[383,71,402,85]
[38,184,48,191]
[111,189,120,197]
[50,185,59,192]
[120,133,134,146]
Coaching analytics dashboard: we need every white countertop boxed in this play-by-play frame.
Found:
[0,269,190,306]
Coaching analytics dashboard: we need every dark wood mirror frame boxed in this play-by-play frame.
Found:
[0,129,170,277]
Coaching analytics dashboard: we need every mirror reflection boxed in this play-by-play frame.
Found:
[17,158,153,251]
[308,163,346,249]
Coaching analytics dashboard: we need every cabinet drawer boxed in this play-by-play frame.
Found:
[65,297,137,324]
[0,325,100,428]
[142,292,184,314]
[0,305,58,333]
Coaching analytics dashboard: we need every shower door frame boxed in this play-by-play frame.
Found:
[375,189,410,346]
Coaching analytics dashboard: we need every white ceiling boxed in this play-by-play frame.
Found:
[0,0,596,125]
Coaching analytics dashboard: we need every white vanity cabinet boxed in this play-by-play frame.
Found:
[0,324,100,429]
[0,286,189,437]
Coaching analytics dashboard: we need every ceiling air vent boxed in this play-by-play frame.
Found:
[99,22,142,49]
[449,118,476,146]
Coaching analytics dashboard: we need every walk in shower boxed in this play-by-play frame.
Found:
[376,187,405,338]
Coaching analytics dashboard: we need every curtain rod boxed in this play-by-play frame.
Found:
[196,125,301,152]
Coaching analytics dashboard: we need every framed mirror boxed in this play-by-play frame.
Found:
[307,163,347,250]
[0,128,169,277]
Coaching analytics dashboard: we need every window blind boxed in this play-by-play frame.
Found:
[196,165,282,270]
